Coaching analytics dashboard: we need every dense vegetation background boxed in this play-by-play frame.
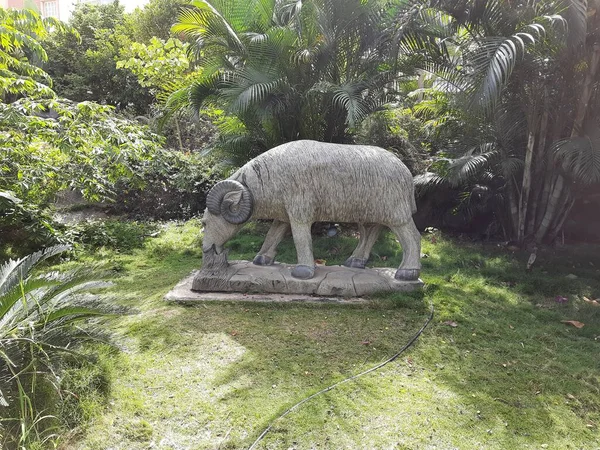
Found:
[3,0,600,260]
[2,0,600,448]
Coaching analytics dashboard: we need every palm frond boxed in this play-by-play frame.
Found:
[468,31,540,112]
[222,67,285,114]
[553,136,600,184]
[176,0,246,54]
[414,171,448,197]
[0,245,70,300]
[563,0,588,47]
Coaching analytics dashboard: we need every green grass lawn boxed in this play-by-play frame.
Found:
[58,220,600,449]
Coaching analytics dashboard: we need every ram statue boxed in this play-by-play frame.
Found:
[200,140,421,281]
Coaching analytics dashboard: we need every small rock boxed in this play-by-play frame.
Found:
[566,274,578,279]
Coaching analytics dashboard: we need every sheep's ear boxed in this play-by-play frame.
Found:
[223,190,243,207]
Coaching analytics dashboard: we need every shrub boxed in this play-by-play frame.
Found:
[112,150,226,220]
[0,246,120,448]
[69,219,159,252]
[356,109,428,175]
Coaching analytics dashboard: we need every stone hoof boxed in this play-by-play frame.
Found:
[253,254,274,266]
[343,257,367,269]
[291,264,315,280]
[395,268,420,281]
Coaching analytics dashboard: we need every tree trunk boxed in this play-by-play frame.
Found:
[547,197,575,243]
[527,92,550,236]
[535,45,600,242]
[535,170,555,229]
[571,45,600,136]
[518,115,537,242]
[174,116,184,152]
[535,175,565,242]
[508,177,520,238]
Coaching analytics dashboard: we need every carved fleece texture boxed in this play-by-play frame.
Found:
[230,140,416,225]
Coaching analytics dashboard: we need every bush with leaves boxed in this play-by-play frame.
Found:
[0,6,175,256]
[356,108,429,175]
[0,246,119,449]
[116,36,217,151]
[69,220,159,252]
[128,0,189,42]
[0,9,74,102]
[43,2,153,113]
[112,149,226,219]
[0,96,166,255]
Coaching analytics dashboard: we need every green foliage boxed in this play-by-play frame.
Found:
[170,0,404,163]
[402,0,600,242]
[0,191,59,258]
[356,108,428,174]
[0,7,167,255]
[43,2,153,113]
[69,220,159,252]
[0,8,76,101]
[117,37,191,98]
[128,0,189,42]
[1,99,164,204]
[112,149,225,219]
[0,96,165,255]
[116,36,219,152]
[0,246,118,448]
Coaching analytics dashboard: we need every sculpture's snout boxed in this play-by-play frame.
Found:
[201,244,230,272]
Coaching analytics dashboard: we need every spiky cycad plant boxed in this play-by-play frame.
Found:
[0,245,115,449]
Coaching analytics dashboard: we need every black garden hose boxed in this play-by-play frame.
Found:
[248,299,435,450]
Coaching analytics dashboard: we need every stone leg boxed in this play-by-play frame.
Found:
[344,223,382,269]
[290,221,315,279]
[390,220,421,281]
[253,220,290,266]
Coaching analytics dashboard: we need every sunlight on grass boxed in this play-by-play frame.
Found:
[57,221,600,450]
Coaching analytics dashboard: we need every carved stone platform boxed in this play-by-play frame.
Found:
[165,261,423,304]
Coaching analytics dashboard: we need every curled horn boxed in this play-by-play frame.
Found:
[205,180,253,224]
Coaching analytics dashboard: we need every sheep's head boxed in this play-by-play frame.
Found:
[200,180,253,270]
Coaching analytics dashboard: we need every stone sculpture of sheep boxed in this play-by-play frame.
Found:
[200,140,421,281]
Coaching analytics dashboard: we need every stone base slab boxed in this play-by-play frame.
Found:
[165,261,423,304]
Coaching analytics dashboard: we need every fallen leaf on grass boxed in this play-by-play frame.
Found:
[442,320,458,327]
[555,295,568,304]
[230,330,239,336]
[314,259,326,265]
[561,320,585,329]
[583,296,600,306]
[361,340,371,346]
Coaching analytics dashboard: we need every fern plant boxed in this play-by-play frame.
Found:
[0,245,115,449]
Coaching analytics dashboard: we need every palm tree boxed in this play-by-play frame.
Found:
[407,0,600,243]
[169,0,403,163]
